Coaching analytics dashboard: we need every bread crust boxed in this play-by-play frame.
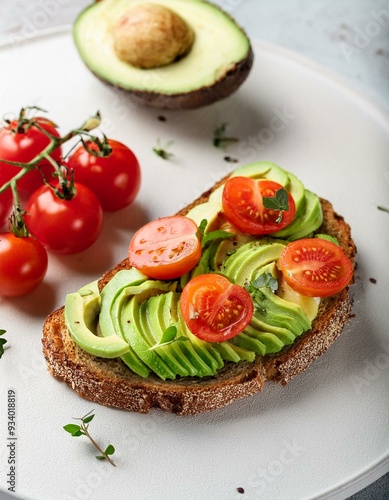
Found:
[42,183,356,415]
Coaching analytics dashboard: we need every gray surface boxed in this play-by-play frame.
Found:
[0,1,387,499]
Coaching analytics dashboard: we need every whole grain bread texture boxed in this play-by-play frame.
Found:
[42,177,357,416]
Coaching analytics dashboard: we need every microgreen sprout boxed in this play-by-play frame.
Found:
[153,139,174,160]
[0,330,7,359]
[378,205,389,213]
[213,123,238,149]
[245,273,279,313]
[63,410,116,466]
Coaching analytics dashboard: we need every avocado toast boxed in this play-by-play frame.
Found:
[42,162,356,415]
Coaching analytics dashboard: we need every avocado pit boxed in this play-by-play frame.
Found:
[112,3,195,69]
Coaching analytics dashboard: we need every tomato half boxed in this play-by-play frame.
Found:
[67,139,141,212]
[279,238,354,297]
[24,183,103,254]
[0,117,61,194]
[180,274,253,342]
[222,177,296,235]
[0,233,48,297]
[128,215,201,280]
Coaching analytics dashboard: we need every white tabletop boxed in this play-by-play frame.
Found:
[0,1,388,499]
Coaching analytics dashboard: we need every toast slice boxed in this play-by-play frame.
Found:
[42,179,356,415]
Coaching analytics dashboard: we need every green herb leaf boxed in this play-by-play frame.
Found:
[201,229,234,249]
[63,424,83,437]
[105,444,115,456]
[213,123,239,149]
[64,411,116,466]
[245,273,279,312]
[262,188,289,223]
[153,139,174,160]
[198,219,208,240]
[160,325,177,344]
[0,330,7,359]
[82,413,95,425]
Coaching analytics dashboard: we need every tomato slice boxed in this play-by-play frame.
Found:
[222,177,296,235]
[279,238,354,297]
[180,274,254,342]
[128,215,201,280]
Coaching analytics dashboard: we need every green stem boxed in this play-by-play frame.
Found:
[0,112,101,195]
[82,423,116,467]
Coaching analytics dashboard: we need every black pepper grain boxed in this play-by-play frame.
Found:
[369,278,377,284]
[236,487,245,494]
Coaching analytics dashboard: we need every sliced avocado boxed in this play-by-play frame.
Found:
[232,332,267,355]
[177,300,224,373]
[223,242,285,285]
[231,161,289,186]
[121,291,176,380]
[273,189,323,240]
[146,294,192,377]
[286,172,306,216]
[252,288,311,336]
[73,0,253,110]
[163,292,214,377]
[99,269,152,377]
[65,281,130,359]
[185,201,223,232]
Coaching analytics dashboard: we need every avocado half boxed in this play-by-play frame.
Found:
[73,0,254,110]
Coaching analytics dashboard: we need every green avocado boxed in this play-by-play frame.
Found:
[73,0,253,110]
[222,241,285,285]
[273,189,323,240]
[64,280,130,358]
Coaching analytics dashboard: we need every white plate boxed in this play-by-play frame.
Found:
[0,29,388,500]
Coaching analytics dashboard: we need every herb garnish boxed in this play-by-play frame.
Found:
[262,188,289,223]
[148,325,189,350]
[213,123,238,149]
[198,218,234,248]
[63,411,116,466]
[378,205,389,213]
[245,273,278,312]
[0,330,7,359]
[153,139,174,160]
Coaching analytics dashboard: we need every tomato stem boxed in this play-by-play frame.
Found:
[0,111,102,196]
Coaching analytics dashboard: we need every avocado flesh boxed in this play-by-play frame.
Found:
[273,190,323,240]
[99,270,152,377]
[121,289,176,380]
[146,294,193,377]
[163,292,215,377]
[73,0,252,102]
[65,281,130,358]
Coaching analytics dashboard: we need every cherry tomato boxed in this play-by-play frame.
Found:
[0,233,48,297]
[128,215,201,280]
[222,177,296,235]
[24,183,103,254]
[0,117,61,194]
[67,140,141,211]
[180,274,253,342]
[0,172,12,229]
[279,238,354,297]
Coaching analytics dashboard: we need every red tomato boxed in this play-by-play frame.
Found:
[180,274,253,342]
[0,233,48,297]
[24,183,103,254]
[0,117,61,194]
[67,140,141,211]
[128,215,201,279]
[0,172,12,229]
[279,238,354,297]
[222,177,296,235]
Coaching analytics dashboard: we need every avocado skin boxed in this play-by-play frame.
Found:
[92,46,254,110]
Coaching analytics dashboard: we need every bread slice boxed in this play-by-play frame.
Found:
[42,179,356,416]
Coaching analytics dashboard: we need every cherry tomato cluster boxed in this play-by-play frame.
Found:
[0,108,141,297]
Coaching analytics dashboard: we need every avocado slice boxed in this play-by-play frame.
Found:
[273,190,323,240]
[65,280,130,358]
[73,0,253,110]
